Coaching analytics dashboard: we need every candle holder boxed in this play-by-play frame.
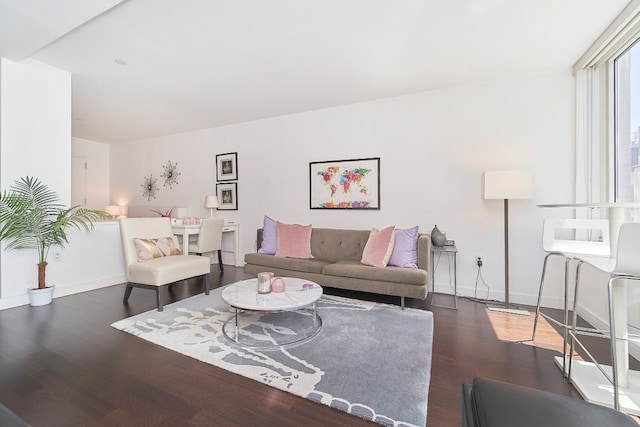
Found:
[257,272,273,294]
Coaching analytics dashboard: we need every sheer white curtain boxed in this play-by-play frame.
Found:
[574,67,607,221]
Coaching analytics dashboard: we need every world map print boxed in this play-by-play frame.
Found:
[310,159,379,209]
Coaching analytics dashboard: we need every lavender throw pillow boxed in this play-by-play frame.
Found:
[258,215,277,254]
[388,226,419,268]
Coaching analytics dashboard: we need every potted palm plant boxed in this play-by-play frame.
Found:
[0,176,106,306]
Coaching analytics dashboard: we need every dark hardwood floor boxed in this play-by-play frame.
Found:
[0,266,627,426]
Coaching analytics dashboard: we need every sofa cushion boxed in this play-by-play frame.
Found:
[322,260,427,285]
[361,226,396,267]
[245,253,328,274]
[276,221,313,258]
[389,226,419,268]
[258,215,277,254]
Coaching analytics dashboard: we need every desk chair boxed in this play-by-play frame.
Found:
[188,217,224,272]
[119,217,211,311]
[531,218,610,376]
[568,222,640,410]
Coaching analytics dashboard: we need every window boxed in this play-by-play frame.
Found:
[574,2,640,223]
[614,39,640,204]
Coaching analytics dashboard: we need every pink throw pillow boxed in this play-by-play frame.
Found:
[275,221,313,259]
[361,226,396,268]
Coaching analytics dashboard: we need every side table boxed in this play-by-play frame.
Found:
[430,245,458,309]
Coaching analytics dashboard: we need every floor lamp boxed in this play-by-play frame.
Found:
[483,170,534,314]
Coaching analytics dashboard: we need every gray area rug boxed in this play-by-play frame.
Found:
[111,288,433,426]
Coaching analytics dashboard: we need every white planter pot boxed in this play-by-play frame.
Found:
[28,286,55,306]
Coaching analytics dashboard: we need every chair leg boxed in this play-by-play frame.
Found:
[218,250,224,273]
[123,282,133,303]
[157,288,164,312]
[202,274,210,295]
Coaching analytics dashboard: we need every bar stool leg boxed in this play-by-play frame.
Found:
[532,254,552,341]
[568,260,584,383]
[561,257,573,377]
[532,253,565,341]
[608,276,626,411]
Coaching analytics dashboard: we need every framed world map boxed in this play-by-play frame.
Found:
[309,157,380,209]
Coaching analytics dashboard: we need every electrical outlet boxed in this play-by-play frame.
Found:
[52,250,62,262]
[476,256,483,267]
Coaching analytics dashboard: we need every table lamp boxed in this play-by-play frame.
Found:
[104,205,124,220]
[483,170,534,313]
[204,195,220,217]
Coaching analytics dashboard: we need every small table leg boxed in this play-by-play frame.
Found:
[313,303,317,327]
[234,308,239,342]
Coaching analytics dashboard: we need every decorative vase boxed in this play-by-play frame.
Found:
[28,286,55,306]
[431,225,446,247]
[271,277,285,293]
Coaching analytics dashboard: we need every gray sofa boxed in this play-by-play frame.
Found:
[244,227,431,308]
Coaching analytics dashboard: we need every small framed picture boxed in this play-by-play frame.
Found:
[216,152,238,181]
[216,182,238,210]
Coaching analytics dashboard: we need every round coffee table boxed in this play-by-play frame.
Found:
[221,277,323,348]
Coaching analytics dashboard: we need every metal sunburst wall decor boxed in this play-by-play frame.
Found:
[161,160,181,189]
[142,174,159,201]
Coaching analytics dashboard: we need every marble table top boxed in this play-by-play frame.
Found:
[221,277,323,311]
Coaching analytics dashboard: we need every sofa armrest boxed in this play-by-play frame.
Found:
[416,233,432,275]
[462,383,475,427]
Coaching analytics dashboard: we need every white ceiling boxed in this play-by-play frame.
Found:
[0,0,630,143]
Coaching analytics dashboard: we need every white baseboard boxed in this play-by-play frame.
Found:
[0,275,126,310]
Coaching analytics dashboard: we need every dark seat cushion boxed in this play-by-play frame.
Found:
[0,402,27,427]
[463,377,636,427]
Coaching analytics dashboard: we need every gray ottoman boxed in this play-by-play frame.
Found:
[462,377,636,427]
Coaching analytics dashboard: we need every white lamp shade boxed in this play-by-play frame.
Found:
[204,195,220,209]
[483,170,534,200]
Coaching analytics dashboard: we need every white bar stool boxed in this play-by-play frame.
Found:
[568,222,640,410]
[532,218,610,376]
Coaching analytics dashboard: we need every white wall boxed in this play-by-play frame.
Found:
[0,58,72,305]
[47,222,126,298]
[0,60,124,309]
[72,137,111,210]
[111,71,576,307]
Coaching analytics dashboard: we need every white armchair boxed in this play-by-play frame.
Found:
[119,217,211,311]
